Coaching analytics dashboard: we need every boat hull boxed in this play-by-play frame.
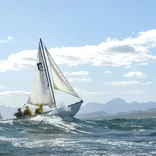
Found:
[68,102,82,116]
[51,100,83,117]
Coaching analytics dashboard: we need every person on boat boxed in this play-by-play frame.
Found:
[14,108,23,119]
[34,104,44,115]
[23,106,33,117]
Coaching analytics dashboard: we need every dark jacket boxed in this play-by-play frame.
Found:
[14,111,23,118]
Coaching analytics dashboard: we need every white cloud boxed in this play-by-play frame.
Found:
[141,81,152,86]
[84,91,110,95]
[1,29,156,72]
[0,50,37,72]
[68,78,91,82]
[0,85,6,90]
[49,29,156,67]
[124,65,133,69]
[7,36,13,41]
[123,90,144,95]
[0,36,13,43]
[123,71,147,78]
[104,80,140,86]
[140,62,148,65]
[105,70,112,74]
[73,87,88,93]
[73,88,110,95]
[0,91,30,97]
[64,71,89,76]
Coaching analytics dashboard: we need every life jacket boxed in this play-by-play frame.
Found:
[23,109,32,116]
[35,108,41,115]
[35,108,43,115]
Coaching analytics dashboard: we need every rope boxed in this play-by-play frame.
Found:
[20,103,27,109]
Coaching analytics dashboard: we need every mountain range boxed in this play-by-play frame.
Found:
[78,98,156,114]
[1,98,156,120]
[0,105,18,120]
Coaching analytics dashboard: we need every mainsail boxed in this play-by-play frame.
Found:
[28,43,55,108]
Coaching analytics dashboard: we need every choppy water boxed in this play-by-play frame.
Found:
[0,116,156,156]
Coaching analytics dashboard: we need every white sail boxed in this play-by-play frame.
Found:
[45,47,79,98]
[28,44,55,108]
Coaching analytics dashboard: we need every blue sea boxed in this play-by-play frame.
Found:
[0,116,156,156]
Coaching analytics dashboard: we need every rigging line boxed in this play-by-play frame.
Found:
[40,38,57,108]
[20,103,27,109]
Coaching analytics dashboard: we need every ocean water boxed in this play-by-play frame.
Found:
[0,116,156,156]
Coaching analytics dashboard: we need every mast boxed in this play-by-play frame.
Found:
[38,43,49,86]
[39,38,57,109]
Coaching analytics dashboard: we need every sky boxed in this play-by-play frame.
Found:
[0,0,156,107]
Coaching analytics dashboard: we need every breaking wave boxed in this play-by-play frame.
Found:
[1,117,156,155]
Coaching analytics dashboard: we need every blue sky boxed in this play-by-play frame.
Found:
[0,0,156,107]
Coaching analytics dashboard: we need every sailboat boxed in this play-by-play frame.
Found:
[2,39,83,121]
[26,38,83,117]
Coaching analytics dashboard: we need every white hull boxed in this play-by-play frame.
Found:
[49,101,83,117]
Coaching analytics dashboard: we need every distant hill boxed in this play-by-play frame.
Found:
[78,98,156,114]
[1,98,156,120]
[0,105,17,119]
[76,108,156,120]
